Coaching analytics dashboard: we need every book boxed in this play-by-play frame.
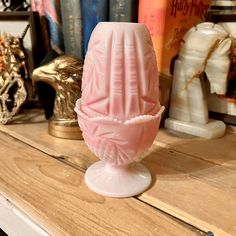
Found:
[138,0,212,77]
[81,0,109,57]
[60,0,83,59]
[109,0,138,22]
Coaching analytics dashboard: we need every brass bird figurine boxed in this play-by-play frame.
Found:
[32,55,83,139]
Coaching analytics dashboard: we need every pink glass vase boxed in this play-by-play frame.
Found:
[75,22,164,198]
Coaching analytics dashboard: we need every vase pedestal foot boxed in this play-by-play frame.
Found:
[85,161,152,198]
[164,118,226,139]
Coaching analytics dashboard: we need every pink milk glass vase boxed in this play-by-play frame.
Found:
[75,22,164,198]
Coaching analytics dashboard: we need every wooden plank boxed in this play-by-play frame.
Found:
[154,129,236,169]
[2,110,236,235]
[0,109,97,170]
[0,132,202,236]
[141,147,236,236]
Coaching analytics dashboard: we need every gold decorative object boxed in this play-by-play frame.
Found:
[0,34,28,124]
[32,55,83,139]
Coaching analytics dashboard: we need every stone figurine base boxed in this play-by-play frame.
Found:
[164,118,226,139]
[49,119,83,140]
[85,161,152,198]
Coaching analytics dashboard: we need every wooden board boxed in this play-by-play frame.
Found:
[0,110,97,170]
[154,129,236,169]
[141,146,236,236]
[0,132,202,236]
[1,109,236,235]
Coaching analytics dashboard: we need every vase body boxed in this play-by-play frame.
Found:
[75,22,164,197]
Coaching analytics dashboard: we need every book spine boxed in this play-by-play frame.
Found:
[60,0,83,59]
[109,0,138,22]
[81,0,109,57]
[138,0,211,76]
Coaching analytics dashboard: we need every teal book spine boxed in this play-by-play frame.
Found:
[60,0,83,59]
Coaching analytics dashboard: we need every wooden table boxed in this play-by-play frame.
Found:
[0,109,235,236]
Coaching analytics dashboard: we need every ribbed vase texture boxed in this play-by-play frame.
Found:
[75,22,163,166]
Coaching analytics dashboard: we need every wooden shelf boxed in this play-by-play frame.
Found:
[0,109,235,236]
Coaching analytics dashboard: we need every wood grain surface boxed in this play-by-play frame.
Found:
[0,131,203,236]
[1,109,235,235]
[154,129,236,169]
[141,146,236,236]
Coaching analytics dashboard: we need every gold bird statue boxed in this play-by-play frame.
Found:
[32,55,83,139]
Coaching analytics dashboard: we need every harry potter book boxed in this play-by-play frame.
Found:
[138,0,212,76]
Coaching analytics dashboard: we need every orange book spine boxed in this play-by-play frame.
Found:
[139,0,211,76]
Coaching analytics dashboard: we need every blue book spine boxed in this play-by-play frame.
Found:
[60,0,83,59]
[81,0,109,57]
